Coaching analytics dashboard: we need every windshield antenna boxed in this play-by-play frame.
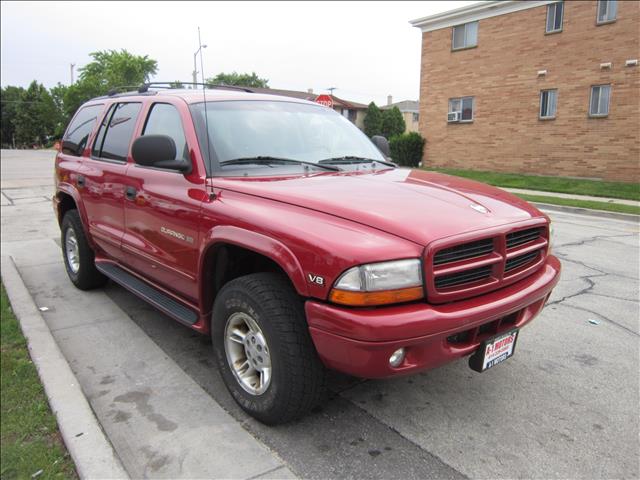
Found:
[198,27,214,172]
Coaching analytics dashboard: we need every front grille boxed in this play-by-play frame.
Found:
[505,250,539,272]
[435,265,492,289]
[506,228,542,249]
[429,224,548,301]
[433,238,494,266]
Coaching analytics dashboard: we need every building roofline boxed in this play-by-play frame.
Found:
[409,0,555,32]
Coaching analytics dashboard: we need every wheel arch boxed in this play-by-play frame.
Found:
[199,226,309,316]
[55,187,95,248]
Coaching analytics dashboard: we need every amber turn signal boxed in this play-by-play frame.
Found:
[329,286,424,307]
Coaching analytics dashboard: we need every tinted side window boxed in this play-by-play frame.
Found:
[142,103,188,160]
[91,104,116,158]
[62,104,104,156]
[95,103,142,161]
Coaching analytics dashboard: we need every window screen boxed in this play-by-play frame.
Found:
[590,85,611,116]
[143,103,188,161]
[597,0,617,23]
[539,90,558,119]
[452,22,478,50]
[93,103,141,161]
[449,97,474,121]
[62,104,104,156]
[546,2,564,33]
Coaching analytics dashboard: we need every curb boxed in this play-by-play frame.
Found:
[531,201,640,222]
[1,256,129,480]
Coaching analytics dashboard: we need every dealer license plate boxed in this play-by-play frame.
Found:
[469,329,519,372]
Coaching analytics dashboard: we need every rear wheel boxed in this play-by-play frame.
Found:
[212,273,326,424]
[61,210,107,290]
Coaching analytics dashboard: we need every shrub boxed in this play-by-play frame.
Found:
[389,132,426,167]
[364,102,383,138]
[381,106,406,138]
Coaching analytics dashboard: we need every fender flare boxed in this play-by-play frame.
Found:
[200,225,310,298]
[55,184,94,248]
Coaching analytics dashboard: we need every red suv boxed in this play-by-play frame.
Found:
[54,85,560,424]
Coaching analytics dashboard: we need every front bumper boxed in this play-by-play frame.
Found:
[306,255,561,378]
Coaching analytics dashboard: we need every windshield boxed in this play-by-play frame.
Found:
[189,100,386,176]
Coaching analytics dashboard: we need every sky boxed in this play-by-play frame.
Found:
[1,1,475,106]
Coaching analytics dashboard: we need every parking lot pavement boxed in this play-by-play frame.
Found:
[2,150,639,479]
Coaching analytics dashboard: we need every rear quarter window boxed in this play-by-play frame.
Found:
[61,104,104,156]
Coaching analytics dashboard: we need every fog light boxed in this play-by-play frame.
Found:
[389,348,406,367]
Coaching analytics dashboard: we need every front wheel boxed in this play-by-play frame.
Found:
[212,273,326,424]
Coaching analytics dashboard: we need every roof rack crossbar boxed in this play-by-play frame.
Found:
[138,82,254,93]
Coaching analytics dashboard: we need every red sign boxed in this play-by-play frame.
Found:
[315,94,333,108]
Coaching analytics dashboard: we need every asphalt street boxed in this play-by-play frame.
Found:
[2,149,638,479]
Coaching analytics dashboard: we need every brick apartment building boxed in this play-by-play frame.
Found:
[411,0,639,182]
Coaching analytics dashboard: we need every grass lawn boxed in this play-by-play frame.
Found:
[428,168,640,202]
[1,282,77,479]
[517,194,640,216]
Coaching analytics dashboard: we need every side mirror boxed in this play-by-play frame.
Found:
[131,135,191,173]
[371,135,390,157]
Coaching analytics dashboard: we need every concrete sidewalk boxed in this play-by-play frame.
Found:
[503,187,640,207]
[0,152,296,478]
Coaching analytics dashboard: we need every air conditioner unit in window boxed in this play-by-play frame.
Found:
[447,112,460,122]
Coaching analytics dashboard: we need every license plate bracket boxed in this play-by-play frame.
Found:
[469,328,519,372]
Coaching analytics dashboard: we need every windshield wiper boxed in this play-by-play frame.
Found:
[221,156,341,171]
[318,156,396,168]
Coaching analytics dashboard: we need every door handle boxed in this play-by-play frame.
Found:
[77,175,85,188]
[125,186,137,201]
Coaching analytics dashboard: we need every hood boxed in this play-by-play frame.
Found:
[212,168,544,246]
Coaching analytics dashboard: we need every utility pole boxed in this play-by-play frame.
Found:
[70,63,75,84]
[327,87,337,97]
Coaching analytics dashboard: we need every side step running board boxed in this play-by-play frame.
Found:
[96,262,198,325]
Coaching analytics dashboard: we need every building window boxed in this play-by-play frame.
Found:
[448,97,474,122]
[539,89,558,119]
[546,2,563,33]
[412,112,419,123]
[452,21,478,50]
[597,0,617,24]
[589,85,611,117]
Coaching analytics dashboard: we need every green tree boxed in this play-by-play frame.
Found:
[363,102,383,138]
[63,49,158,118]
[381,106,406,138]
[1,85,25,147]
[207,71,269,88]
[49,83,69,138]
[389,132,426,167]
[14,81,58,146]
[169,80,184,88]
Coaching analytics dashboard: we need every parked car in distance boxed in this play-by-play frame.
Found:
[54,84,560,424]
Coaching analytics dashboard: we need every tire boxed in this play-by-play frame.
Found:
[212,272,326,424]
[61,210,107,290]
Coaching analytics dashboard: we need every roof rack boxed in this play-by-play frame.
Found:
[105,86,144,96]
[138,82,254,93]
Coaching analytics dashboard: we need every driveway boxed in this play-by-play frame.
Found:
[2,149,638,479]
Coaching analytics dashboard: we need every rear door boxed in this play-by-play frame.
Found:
[80,101,143,260]
[122,100,206,301]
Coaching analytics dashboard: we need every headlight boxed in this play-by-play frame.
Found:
[329,259,424,306]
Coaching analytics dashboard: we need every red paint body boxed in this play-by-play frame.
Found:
[54,90,560,378]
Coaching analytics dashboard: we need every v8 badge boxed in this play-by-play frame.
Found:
[307,273,325,286]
